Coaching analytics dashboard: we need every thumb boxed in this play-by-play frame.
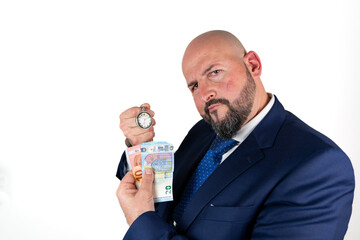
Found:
[139,167,154,193]
[140,103,151,110]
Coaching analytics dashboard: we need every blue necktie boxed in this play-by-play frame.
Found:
[172,136,238,223]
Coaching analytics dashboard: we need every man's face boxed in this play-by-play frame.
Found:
[183,42,256,139]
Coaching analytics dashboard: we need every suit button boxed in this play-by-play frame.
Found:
[173,221,177,227]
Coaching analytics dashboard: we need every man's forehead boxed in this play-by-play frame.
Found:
[182,45,223,70]
[184,56,219,76]
[183,47,237,78]
[183,41,238,69]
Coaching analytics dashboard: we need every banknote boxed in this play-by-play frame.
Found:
[141,141,174,203]
[125,141,174,203]
[125,145,142,188]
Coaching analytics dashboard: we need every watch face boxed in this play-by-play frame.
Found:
[136,112,152,129]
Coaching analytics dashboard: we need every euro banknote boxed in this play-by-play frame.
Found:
[126,141,174,203]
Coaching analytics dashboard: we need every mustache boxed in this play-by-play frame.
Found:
[204,98,231,115]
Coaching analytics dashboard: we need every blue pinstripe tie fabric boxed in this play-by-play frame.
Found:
[172,136,239,223]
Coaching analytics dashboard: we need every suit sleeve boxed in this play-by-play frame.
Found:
[124,212,189,240]
[251,147,355,239]
[116,152,128,180]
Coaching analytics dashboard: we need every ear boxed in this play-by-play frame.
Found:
[243,51,262,78]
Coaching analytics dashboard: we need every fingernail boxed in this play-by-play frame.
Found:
[145,168,152,175]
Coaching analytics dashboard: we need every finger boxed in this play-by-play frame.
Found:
[120,117,138,129]
[139,167,154,194]
[117,181,133,196]
[140,103,155,117]
[121,171,136,184]
[129,125,155,136]
[127,131,155,146]
[121,121,155,138]
[140,103,151,110]
[117,173,137,197]
[147,109,155,118]
[120,107,141,120]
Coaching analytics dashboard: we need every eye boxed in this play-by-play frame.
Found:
[188,82,199,93]
[210,69,221,76]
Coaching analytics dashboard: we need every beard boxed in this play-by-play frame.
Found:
[201,67,256,139]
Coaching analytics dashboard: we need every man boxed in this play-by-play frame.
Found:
[116,30,355,239]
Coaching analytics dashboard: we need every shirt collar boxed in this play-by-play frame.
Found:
[233,93,275,144]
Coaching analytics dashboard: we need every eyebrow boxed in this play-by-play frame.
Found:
[202,64,215,76]
[187,64,216,88]
[187,80,197,88]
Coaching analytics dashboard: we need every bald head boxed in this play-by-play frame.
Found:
[182,30,246,72]
[187,30,246,54]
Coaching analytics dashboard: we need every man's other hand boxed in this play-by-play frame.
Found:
[116,169,155,225]
[119,103,156,146]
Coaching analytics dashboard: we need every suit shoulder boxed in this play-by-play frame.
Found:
[271,110,354,173]
[280,111,343,153]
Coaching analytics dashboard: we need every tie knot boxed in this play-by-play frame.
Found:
[210,135,238,156]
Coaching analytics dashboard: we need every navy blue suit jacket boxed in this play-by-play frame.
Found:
[116,97,354,240]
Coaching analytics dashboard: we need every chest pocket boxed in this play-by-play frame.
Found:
[199,205,255,223]
[187,205,256,240]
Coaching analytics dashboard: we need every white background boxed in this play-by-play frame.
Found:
[0,0,359,239]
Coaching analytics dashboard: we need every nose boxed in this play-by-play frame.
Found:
[199,82,216,102]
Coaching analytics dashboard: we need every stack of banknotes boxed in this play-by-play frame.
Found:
[125,141,174,203]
